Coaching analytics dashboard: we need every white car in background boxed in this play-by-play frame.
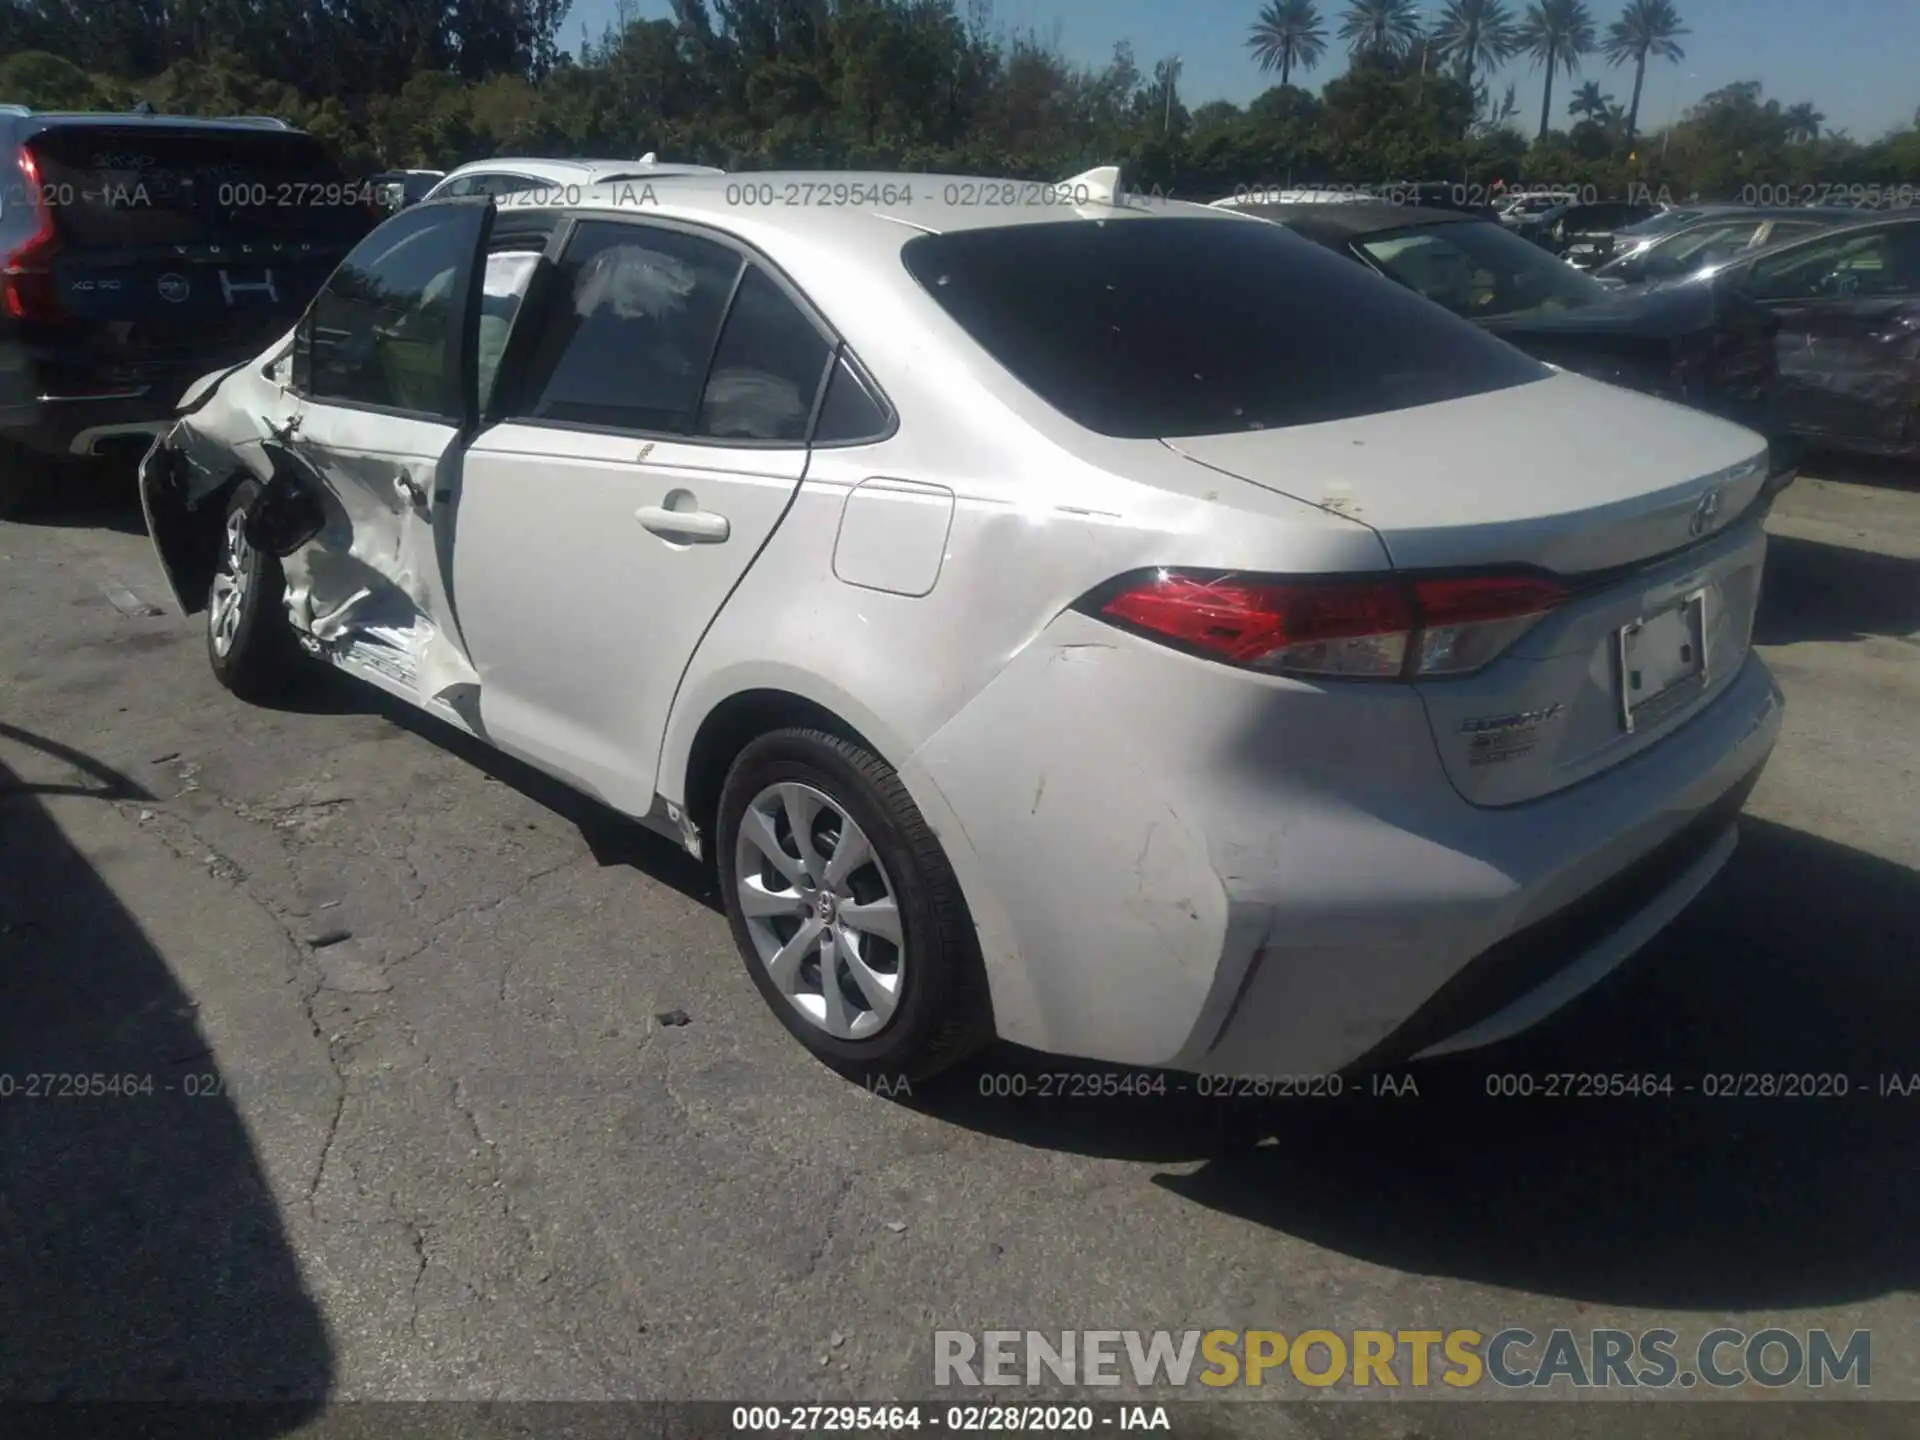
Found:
[424,154,725,201]
[138,168,1783,1083]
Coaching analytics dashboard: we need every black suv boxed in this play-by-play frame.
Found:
[1,106,378,510]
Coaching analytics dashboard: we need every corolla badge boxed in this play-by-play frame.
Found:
[1462,703,1565,767]
[157,273,191,304]
[1688,487,1723,538]
[1461,703,1565,735]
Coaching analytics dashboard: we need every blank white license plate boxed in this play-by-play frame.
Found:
[1618,592,1707,731]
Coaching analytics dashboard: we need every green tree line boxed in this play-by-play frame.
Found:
[2,0,1916,200]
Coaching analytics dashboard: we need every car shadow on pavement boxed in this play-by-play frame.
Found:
[0,742,333,1417]
[0,455,152,537]
[1755,533,1920,645]
[1800,451,1920,494]
[916,816,1920,1311]
[274,666,723,911]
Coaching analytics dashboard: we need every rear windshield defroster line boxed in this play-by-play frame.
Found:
[900,217,1549,439]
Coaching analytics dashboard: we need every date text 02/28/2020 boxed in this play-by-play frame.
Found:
[730,1405,1170,1433]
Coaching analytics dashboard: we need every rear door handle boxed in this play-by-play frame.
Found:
[635,505,729,544]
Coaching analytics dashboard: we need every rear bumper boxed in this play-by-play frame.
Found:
[911,612,1784,1073]
[1349,753,1765,1067]
[1191,657,1781,1074]
[0,345,244,457]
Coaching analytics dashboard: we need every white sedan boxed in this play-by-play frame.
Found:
[139,169,1784,1082]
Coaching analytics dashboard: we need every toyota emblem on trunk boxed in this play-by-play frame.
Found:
[1688,488,1723,537]
[157,273,191,304]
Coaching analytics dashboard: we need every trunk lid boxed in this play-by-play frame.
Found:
[26,126,374,364]
[1165,369,1769,574]
[1166,370,1772,805]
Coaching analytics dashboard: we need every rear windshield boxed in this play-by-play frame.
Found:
[27,126,370,249]
[900,217,1547,439]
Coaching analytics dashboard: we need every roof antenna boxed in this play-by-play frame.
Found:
[131,100,156,115]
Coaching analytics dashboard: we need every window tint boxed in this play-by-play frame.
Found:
[511,220,741,433]
[476,174,541,196]
[1631,221,1765,280]
[295,202,485,416]
[903,219,1546,439]
[27,126,371,248]
[694,265,833,442]
[813,353,892,443]
[1747,227,1918,300]
[1765,220,1835,245]
[1356,220,1605,318]
[477,249,542,414]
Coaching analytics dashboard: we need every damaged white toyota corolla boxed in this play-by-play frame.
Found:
[141,172,1786,1082]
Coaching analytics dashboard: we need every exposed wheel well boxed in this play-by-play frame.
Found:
[681,689,881,856]
[174,469,250,611]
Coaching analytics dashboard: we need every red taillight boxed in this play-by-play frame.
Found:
[2,146,68,323]
[1406,573,1568,675]
[1087,568,1568,679]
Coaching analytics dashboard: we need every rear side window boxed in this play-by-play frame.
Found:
[695,265,833,442]
[901,217,1547,439]
[26,126,372,249]
[813,353,893,444]
[508,220,845,443]
[511,220,742,433]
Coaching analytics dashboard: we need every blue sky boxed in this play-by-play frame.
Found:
[562,0,1920,141]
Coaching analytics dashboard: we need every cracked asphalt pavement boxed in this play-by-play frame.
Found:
[2,463,1918,1434]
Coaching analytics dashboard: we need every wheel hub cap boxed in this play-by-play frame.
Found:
[733,781,905,1041]
[208,508,253,657]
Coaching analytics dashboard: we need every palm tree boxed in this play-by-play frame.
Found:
[1784,101,1825,143]
[1247,0,1330,86]
[1518,0,1597,140]
[1600,0,1687,143]
[1429,0,1520,86]
[1567,78,1612,120]
[1337,0,1424,60]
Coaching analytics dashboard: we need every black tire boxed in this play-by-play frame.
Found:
[715,727,994,1083]
[206,479,305,702]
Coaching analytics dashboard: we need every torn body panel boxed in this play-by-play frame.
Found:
[139,352,288,614]
[272,401,478,703]
[139,336,479,710]
[1771,294,1920,458]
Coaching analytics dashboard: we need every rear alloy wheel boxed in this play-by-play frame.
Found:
[716,728,993,1082]
[206,479,304,701]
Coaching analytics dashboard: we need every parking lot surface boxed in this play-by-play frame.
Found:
[2,465,1917,1432]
